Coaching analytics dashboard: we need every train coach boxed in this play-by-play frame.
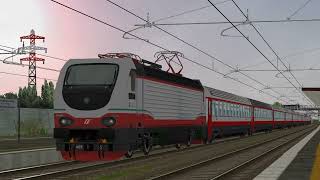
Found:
[53,53,311,161]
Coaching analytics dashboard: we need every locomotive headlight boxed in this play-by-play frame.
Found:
[102,117,116,127]
[59,117,73,126]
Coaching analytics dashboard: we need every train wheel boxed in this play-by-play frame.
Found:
[142,135,152,155]
[186,135,192,147]
[125,147,134,158]
[175,143,182,149]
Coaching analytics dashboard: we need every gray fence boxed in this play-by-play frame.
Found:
[0,108,54,137]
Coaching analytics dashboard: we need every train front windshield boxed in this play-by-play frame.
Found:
[65,64,118,86]
[63,63,119,110]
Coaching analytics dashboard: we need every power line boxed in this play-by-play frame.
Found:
[0,43,64,72]
[207,0,312,105]
[232,1,303,87]
[0,47,14,53]
[233,68,320,72]
[37,53,67,62]
[230,0,313,105]
[287,0,312,19]
[0,44,14,50]
[105,0,294,103]
[240,47,320,70]
[50,0,290,104]
[0,55,61,72]
[0,43,68,62]
[152,0,231,23]
[0,71,57,81]
[135,18,320,27]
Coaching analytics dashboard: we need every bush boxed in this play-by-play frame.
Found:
[19,120,48,137]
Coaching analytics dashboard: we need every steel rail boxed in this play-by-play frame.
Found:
[147,125,316,180]
[7,127,289,179]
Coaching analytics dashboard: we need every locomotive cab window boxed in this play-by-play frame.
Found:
[63,63,119,110]
[129,69,136,92]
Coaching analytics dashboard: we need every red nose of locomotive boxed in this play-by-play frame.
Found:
[53,58,128,160]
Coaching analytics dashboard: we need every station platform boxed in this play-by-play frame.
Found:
[254,125,320,180]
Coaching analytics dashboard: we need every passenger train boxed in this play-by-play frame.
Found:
[53,53,311,161]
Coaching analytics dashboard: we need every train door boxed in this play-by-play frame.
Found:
[128,70,138,149]
[250,107,254,135]
[129,70,137,110]
[207,99,213,143]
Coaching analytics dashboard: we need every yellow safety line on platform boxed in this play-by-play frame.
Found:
[310,144,320,180]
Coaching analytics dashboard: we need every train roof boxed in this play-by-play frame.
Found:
[249,99,272,109]
[134,60,203,91]
[273,106,291,112]
[204,87,251,105]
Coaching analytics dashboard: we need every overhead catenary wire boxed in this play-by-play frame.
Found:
[207,0,313,105]
[105,0,294,103]
[0,54,61,72]
[135,18,320,27]
[230,0,314,105]
[230,68,320,72]
[240,47,320,70]
[0,43,68,62]
[152,0,231,23]
[49,0,290,104]
[287,0,312,19]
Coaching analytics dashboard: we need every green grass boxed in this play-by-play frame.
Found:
[95,164,152,180]
[19,120,49,137]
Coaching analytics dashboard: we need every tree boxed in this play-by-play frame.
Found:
[2,80,55,109]
[272,102,283,108]
[4,92,18,99]
[40,80,54,108]
[18,86,41,108]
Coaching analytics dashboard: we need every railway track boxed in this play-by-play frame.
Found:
[148,125,317,180]
[0,137,55,153]
[1,125,314,180]
[0,135,242,180]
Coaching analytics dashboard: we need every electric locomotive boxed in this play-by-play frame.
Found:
[53,53,206,161]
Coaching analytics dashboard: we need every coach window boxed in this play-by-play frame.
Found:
[215,102,218,117]
[232,104,235,117]
[243,107,245,117]
[220,102,224,117]
[234,105,239,117]
[218,102,221,117]
[223,103,228,117]
[235,105,238,117]
[212,101,217,117]
[129,70,136,91]
[225,103,229,116]
[221,102,225,117]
